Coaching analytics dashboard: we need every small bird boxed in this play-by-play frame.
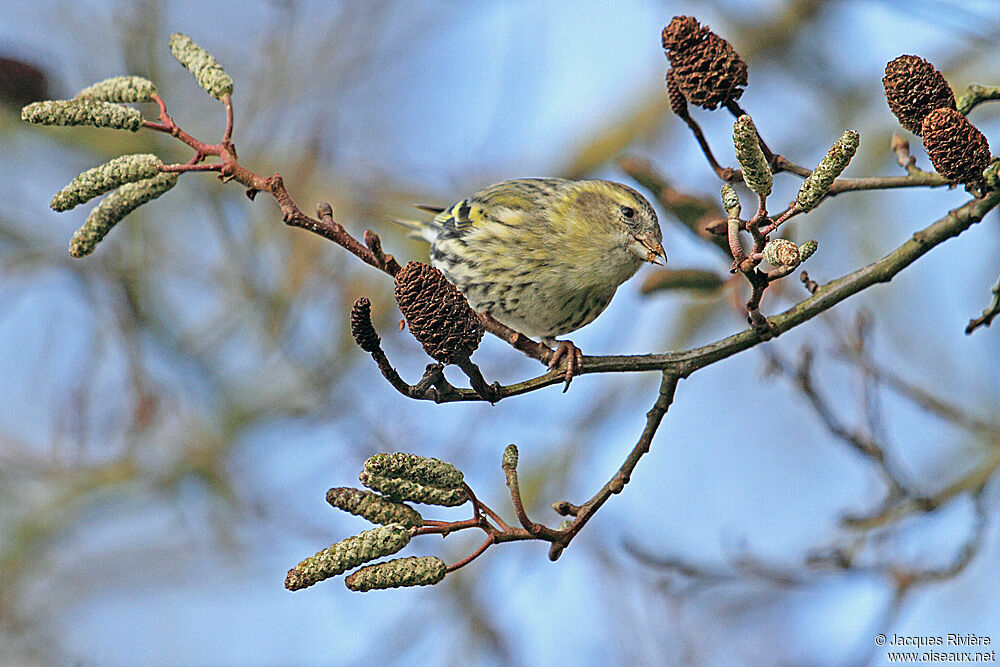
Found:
[400,178,665,386]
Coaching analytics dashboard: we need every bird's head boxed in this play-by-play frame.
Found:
[614,184,665,267]
[567,180,665,270]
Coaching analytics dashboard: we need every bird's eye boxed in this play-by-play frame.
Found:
[621,206,635,219]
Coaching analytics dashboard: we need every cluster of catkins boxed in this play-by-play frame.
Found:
[660,16,994,276]
[20,34,234,257]
[661,16,836,267]
[663,16,991,190]
[285,452,468,592]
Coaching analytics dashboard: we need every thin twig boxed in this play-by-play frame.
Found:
[548,372,679,560]
[503,454,543,536]
[956,83,1000,115]
[222,93,235,146]
[965,268,1000,334]
[679,113,740,181]
[447,536,495,572]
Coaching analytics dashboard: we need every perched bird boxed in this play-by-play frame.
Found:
[400,178,665,385]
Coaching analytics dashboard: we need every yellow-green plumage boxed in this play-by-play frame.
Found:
[402,178,664,340]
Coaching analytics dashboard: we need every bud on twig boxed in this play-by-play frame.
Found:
[345,556,447,592]
[798,240,818,263]
[51,154,163,211]
[733,115,772,197]
[502,444,519,472]
[284,524,411,591]
[983,160,1000,191]
[720,183,741,217]
[326,487,423,527]
[69,173,178,257]
[21,99,142,131]
[795,130,860,212]
[76,76,157,103]
[169,33,234,100]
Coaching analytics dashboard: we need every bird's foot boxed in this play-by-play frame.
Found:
[546,339,583,392]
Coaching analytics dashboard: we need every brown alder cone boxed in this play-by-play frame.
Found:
[883,55,955,136]
[665,68,689,118]
[661,16,747,110]
[921,108,991,184]
[394,261,484,364]
[350,297,381,353]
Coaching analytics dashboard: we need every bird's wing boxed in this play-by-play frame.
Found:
[416,178,565,234]
[429,199,486,233]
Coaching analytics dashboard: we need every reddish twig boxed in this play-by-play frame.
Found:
[677,112,739,181]
[503,453,542,535]
[222,93,234,146]
[160,163,222,173]
[447,536,495,572]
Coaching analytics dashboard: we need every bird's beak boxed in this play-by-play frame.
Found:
[629,235,667,266]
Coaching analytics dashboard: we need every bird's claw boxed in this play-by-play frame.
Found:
[548,340,583,392]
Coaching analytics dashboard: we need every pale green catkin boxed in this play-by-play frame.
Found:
[69,172,178,258]
[720,184,741,216]
[345,556,447,592]
[733,115,772,197]
[76,76,157,103]
[798,240,818,262]
[796,130,860,212]
[21,100,142,131]
[501,444,518,471]
[284,524,411,591]
[51,154,163,212]
[326,488,424,527]
[359,471,469,507]
[363,452,464,490]
[169,33,234,99]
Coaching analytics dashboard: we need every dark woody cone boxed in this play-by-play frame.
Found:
[882,55,955,136]
[350,297,381,353]
[394,261,484,364]
[665,68,689,117]
[661,16,747,111]
[921,107,991,184]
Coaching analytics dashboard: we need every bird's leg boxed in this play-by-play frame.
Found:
[545,338,583,392]
[480,313,552,363]
[480,313,582,391]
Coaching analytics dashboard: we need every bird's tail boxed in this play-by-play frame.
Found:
[392,205,445,241]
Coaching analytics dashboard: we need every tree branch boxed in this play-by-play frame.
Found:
[367,188,1000,402]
